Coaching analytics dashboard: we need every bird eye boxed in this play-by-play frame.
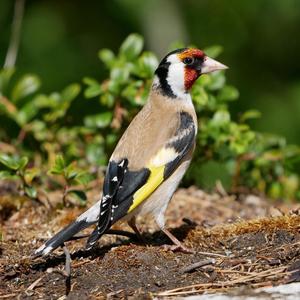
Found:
[183,57,194,65]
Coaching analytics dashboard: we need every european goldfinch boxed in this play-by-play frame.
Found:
[35,48,227,256]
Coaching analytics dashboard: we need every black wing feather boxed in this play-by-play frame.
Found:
[87,111,195,249]
[164,111,196,178]
[86,159,149,249]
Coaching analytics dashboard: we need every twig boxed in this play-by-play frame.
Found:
[62,245,71,295]
[70,282,77,292]
[217,269,258,275]
[215,180,227,197]
[4,0,25,68]
[62,184,69,207]
[0,294,17,299]
[197,251,227,258]
[181,258,215,273]
[157,266,287,296]
[72,260,90,268]
[107,289,123,298]
[17,127,27,143]
[26,276,44,292]
[38,189,53,210]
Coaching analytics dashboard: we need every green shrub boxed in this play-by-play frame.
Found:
[0,33,300,203]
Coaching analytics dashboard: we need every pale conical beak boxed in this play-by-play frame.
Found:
[201,56,228,74]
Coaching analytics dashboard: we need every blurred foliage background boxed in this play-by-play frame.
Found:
[1,0,300,203]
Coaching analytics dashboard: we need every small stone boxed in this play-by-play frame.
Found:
[245,195,261,206]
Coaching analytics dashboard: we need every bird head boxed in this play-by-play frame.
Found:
[154,48,228,99]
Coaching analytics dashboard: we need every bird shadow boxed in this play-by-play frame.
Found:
[31,219,197,272]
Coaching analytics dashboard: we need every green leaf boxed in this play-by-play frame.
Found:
[192,86,209,106]
[75,172,94,186]
[50,155,66,174]
[0,68,15,93]
[282,174,299,199]
[282,145,300,159]
[98,49,115,68]
[68,189,87,204]
[240,110,262,122]
[32,94,50,108]
[135,52,158,78]
[28,120,48,141]
[65,163,79,180]
[107,80,121,94]
[268,182,282,199]
[41,85,79,122]
[119,33,143,60]
[0,170,19,180]
[218,85,239,102]
[206,71,226,91]
[197,73,211,87]
[211,110,231,127]
[25,186,37,199]
[83,77,99,86]
[0,154,28,170]
[100,93,115,107]
[18,156,29,170]
[24,168,40,184]
[110,67,130,84]
[121,80,143,102]
[11,74,41,102]
[87,143,107,166]
[204,45,223,58]
[84,112,112,128]
[15,101,39,125]
[83,77,103,98]
[61,83,81,103]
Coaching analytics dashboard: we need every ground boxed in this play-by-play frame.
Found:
[1,182,300,299]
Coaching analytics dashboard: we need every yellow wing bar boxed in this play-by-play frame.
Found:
[128,165,164,212]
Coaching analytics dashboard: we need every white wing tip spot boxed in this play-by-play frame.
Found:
[102,195,111,202]
[118,160,125,167]
[35,244,53,256]
[43,246,54,255]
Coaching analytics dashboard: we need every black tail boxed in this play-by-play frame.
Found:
[34,200,100,257]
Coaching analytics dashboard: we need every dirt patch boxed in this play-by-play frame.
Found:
[1,186,300,299]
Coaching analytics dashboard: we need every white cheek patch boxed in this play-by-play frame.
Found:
[166,54,186,99]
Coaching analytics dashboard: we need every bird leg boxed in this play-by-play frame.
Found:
[162,228,194,254]
[128,217,146,244]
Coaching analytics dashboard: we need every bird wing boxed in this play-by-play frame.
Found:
[86,110,196,248]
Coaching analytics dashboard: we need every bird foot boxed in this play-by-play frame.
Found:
[161,243,195,254]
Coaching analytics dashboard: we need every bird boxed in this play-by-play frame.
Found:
[34,48,227,257]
